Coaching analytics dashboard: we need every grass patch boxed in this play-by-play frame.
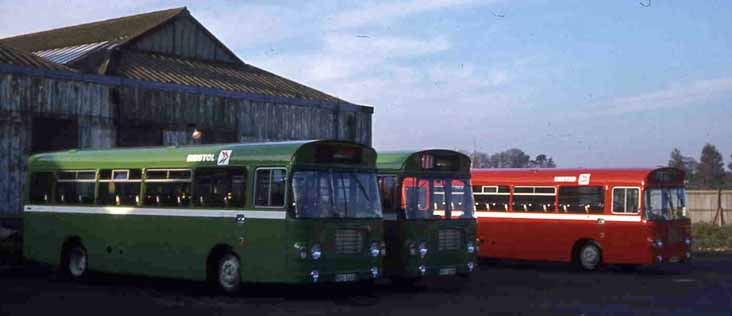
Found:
[692,223,732,251]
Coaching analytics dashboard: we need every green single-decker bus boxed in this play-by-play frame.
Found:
[376,150,476,283]
[23,140,385,292]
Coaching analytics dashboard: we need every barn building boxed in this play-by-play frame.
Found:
[0,7,373,221]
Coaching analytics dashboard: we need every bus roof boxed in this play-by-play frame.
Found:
[471,167,684,187]
[28,140,376,171]
[377,150,471,176]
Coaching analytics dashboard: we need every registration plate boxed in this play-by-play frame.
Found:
[439,267,456,276]
[669,256,680,263]
[335,273,358,282]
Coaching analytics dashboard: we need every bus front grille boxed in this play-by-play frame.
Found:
[335,229,364,255]
[438,229,463,251]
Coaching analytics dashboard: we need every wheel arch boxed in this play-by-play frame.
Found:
[571,238,602,262]
[206,243,238,281]
[59,235,83,262]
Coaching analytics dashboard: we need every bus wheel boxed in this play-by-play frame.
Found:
[577,242,602,271]
[61,242,88,279]
[215,253,241,293]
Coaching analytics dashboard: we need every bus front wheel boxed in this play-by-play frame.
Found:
[215,253,241,293]
[60,242,88,279]
[576,242,602,271]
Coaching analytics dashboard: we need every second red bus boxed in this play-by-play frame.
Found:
[472,168,691,270]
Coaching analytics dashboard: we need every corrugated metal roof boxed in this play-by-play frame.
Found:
[112,51,344,104]
[0,7,185,52]
[33,41,115,65]
[0,43,75,72]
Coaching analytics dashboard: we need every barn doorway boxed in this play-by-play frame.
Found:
[31,117,79,154]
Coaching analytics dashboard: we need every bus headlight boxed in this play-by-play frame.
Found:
[310,270,319,283]
[294,242,307,260]
[467,261,475,272]
[684,237,692,246]
[311,244,322,260]
[370,242,380,257]
[418,242,428,258]
[418,265,427,275]
[466,241,476,254]
[654,240,664,249]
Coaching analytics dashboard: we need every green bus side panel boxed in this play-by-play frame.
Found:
[23,212,287,282]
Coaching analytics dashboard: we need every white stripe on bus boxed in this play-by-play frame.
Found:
[24,205,287,220]
[474,211,641,222]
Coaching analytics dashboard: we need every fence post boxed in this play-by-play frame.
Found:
[713,188,725,227]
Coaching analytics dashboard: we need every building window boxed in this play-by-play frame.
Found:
[512,186,556,212]
[29,172,54,204]
[473,185,510,212]
[558,186,605,214]
[143,169,192,207]
[98,169,142,206]
[254,168,287,207]
[55,170,96,205]
[193,168,246,208]
[612,187,640,214]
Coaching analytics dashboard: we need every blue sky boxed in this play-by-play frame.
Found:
[1,0,731,167]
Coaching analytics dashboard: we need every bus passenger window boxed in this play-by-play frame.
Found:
[29,172,54,204]
[143,169,192,207]
[512,186,556,212]
[473,185,510,212]
[254,168,287,207]
[612,187,639,214]
[98,169,142,206]
[378,176,398,212]
[194,168,246,208]
[55,171,96,205]
[558,186,605,214]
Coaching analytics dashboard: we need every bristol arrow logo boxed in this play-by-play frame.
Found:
[217,150,232,166]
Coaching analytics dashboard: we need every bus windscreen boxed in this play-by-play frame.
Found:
[292,170,382,219]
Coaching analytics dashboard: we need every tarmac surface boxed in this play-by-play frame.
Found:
[1,253,731,316]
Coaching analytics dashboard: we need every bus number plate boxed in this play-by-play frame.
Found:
[669,256,680,263]
[439,268,456,276]
[335,273,357,282]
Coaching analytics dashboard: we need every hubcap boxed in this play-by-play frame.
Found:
[219,257,240,290]
[69,247,87,277]
[580,246,599,269]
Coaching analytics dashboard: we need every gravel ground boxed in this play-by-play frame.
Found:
[1,253,731,316]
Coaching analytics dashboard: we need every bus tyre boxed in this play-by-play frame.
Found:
[61,243,88,280]
[577,242,602,271]
[215,253,241,294]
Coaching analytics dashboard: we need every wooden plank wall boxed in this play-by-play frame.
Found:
[117,86,371,146]
[133,15,237,63]
[0,73,113,217]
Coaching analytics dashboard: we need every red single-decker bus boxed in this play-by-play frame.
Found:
[472,168,691,270]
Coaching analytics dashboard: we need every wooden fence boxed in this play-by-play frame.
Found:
[686,190,731,225]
